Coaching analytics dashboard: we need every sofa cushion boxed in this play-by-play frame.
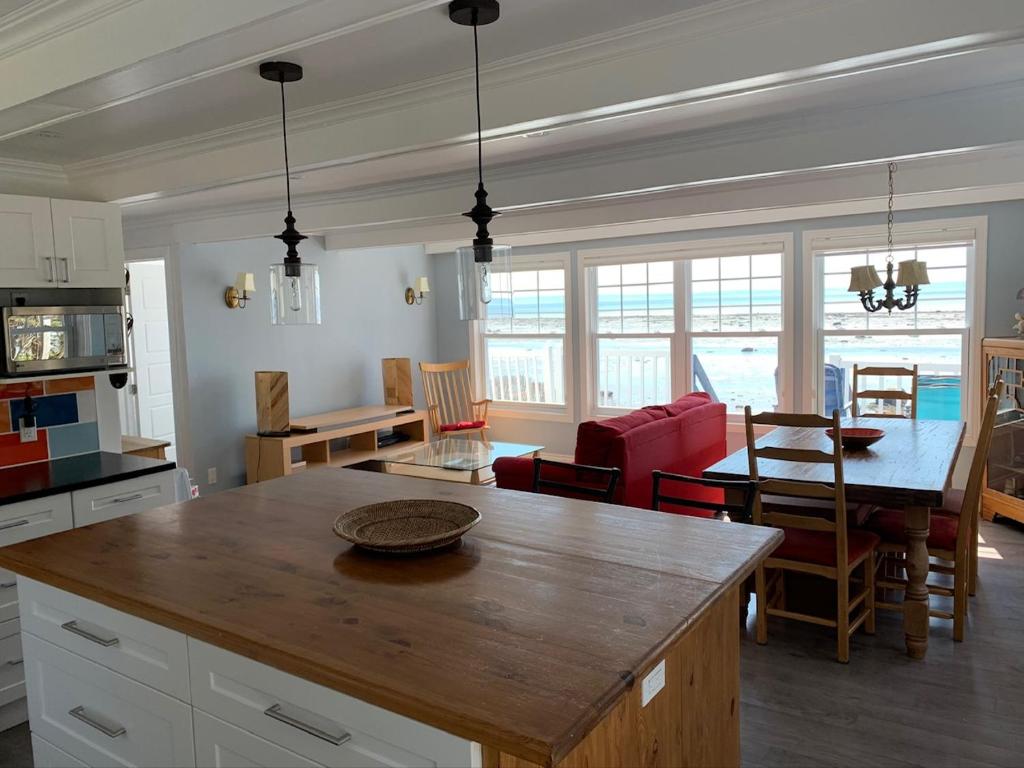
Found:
[575,409,662,466]
[663,391,713,417]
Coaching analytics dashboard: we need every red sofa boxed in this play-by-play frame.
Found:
[493,392,727,513]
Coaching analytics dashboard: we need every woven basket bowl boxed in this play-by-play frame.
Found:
[333,499,481,554]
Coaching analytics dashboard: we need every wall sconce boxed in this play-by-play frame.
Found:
[225,272,256,309]
[405,276,430,305]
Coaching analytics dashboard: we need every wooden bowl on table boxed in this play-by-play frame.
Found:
[825,427,885,451]
[333,499,481,554]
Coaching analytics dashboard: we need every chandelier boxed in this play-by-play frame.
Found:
[847,162,929,313]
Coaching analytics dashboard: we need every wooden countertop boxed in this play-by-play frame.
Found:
[0,469,779,765]
[120,435,172,453]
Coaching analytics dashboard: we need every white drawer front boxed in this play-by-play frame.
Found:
[189,640,477,768]
[0,620,24,708]
[0,567,18,622]
[0,493,73,547]
[24,634,195,768]
[19,578,189,701]
[195,710,325,768]
[32,733,89,768]
[71,471,175,527]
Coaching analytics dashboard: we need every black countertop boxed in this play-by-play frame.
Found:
[0,451,176,506]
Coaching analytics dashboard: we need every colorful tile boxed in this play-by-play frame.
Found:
[47,422,100,459]
[0,430,49,468]
[76,390,97,423]
[44,376,96,395]
[0,404,8,434]
[10,393,78,429]
[0,382,44,400]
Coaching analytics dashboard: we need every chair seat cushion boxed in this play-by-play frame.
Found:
[772,527,880,567]
[865,508,959,551]
[439,420,487,432]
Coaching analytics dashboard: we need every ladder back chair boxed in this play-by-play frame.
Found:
[852,364,919,418]
[744,407,879,663]
[532,458,621,503]
[867,381,1002,641]
[418,360,491,441]
[651,472,758,522]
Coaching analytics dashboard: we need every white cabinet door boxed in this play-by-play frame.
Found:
[194,710,325,768]
[0,194,56,287]
[24,634,195,768]
[50,199,125,288]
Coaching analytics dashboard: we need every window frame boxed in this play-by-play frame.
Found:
[468,251,574,422]
[577,234,795,422]
[801,216,988,441]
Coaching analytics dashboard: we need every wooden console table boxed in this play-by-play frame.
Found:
[245,405,428,483]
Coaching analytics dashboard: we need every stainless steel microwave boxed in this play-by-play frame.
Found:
[1,288,127,376]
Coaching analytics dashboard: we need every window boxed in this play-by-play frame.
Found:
[581,236,792,418]
[477,258,570,411]
[808,219,984,428]
[593,261,674,409]
[689,252,784,414]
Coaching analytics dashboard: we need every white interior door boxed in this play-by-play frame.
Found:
[126,260,176,461]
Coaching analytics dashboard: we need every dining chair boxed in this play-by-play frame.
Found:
[866,382,1001,641]
[419,360,491,441]
[744,407,879,663]
[651,471,757,521]
[851,364,919,418]
[532,458,620,503]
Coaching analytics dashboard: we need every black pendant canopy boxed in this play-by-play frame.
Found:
[449,0,501,264]
[261,61,306,277]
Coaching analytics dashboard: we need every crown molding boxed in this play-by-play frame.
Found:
[0,0,140,61]
[64,0,829,177]
[0,155,67,180]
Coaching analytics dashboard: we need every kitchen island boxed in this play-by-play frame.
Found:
[0,468,780,768]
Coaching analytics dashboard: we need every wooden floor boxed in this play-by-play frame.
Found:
[1,518,1022,767]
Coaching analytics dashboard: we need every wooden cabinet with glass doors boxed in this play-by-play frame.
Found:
[983,337,1024,523]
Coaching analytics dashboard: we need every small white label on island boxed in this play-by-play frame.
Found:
[641,659,666,707]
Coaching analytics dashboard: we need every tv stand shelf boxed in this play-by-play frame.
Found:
[245,406,428,483]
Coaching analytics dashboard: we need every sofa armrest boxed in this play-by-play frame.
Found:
[493,456,535,492]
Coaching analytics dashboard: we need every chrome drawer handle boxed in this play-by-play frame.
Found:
[58,257,70,283]
[0,581,15,589]
[0,520,29,531]
[69,706,126,738]
[5,658,22,666]
[264,703,351,746]
[43,255,55,283]
[61,620,119,647]
[108,492,145,504]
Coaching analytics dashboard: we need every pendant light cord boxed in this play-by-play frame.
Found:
[473,16,483,188]
[279,78,293,212]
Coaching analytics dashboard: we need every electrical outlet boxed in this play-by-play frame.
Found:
[207,467,218,485]
[19,420,37,443]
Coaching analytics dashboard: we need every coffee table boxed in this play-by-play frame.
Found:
[381,439,543,485]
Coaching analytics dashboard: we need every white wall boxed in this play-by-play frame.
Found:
[178,237,437,493]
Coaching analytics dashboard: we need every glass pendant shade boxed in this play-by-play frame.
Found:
[456,243,510,321]
[895,259,930,287]
[270,262,321,325]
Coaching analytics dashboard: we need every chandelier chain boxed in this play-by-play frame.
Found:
[886,161,896,264]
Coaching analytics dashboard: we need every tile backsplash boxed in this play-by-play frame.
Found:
[0,376,99,468]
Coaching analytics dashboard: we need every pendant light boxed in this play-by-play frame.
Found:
[261,61,321,326]
[450,0,510,321]
[848,162,929,314]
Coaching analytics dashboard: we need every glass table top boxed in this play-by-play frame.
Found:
[385,440,543,472]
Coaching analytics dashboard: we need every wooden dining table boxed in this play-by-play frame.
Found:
[704,416,965,659]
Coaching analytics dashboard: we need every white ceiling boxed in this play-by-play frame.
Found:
[2,0,1024,236]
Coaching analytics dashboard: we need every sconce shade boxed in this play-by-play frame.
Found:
[896,260,930,287]
[848,265,884,293]
[414,276,431,295]
[234,272,256,294]
[270,262,321,325]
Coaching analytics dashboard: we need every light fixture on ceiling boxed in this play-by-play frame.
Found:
[450,0,510,321]
[261,60,321,326]
[847,162,929,313]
